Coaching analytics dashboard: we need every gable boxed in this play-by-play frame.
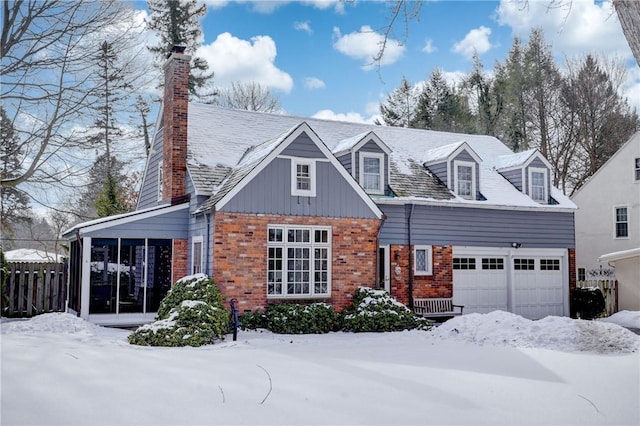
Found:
[199,123,383,219]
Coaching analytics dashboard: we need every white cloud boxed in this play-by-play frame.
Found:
[202,0,230,9]
[332,26,405,70]
[422,39,436,54]
[312,109,375,124]
[304,77,325,90]
[452,26,493,59]
[495,0,631,60]
[302,0,344,14]
[197,32,293,93]
[294,21,313,34]
[365,101,380,117]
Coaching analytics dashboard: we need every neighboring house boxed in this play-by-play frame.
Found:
[63,48,577,326]
[4,249,65,263]
[572,132,640,311]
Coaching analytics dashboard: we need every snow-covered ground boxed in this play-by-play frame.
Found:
[1,311,639,426]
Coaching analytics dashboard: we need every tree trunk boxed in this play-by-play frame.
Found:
[614,0,640,67]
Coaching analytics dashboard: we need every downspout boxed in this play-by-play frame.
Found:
[408,203,415,311]
[375,214,387,289]
[204,211,211,276]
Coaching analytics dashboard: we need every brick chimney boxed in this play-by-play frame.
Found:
[162,45,190,201]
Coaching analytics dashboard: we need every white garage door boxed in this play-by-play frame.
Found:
[452,255,508,314]
[513,257,564,319]
[453,249,566,319]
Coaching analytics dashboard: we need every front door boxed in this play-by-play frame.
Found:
[378,245,391,293]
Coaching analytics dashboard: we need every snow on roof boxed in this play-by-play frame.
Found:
[332,131,371,156]
[4,249,64,263]
[421,141,466,164]
[185,103,575,210]
[494,149,537,170]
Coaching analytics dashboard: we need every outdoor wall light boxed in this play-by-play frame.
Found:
[511,242,522,249]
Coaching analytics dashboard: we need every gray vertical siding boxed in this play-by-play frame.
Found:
[220,158,377,218]
[378,203,574,248]
[138,129,166,210]
[281,134,325,158]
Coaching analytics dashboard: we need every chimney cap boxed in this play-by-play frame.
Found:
[169,45,187,57]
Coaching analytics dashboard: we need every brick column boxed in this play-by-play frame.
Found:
[172,239,188,284]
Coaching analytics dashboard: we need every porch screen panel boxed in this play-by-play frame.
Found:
[68,240,82,313]
[89,239,118,314]
[118,239,145,313]
[145,239,172,313]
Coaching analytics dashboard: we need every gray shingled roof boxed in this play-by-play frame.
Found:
[185,103,575,210]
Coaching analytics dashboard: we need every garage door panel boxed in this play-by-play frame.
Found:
[514,257,564,319]
[453,256,507,314]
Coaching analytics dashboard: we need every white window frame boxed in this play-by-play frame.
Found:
[157,162,163,201]
[291,158,316,197]
[634,157,640,182]
[453,160,476,200]
[614,205,629,239]
[267,225,331,298]
[413,245,433,276]
[191,236,204,275]
[528,167,548,203]
[359,152,385,194]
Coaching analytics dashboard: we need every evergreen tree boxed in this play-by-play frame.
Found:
[76,153,130,220]
[146,0,214,99]
[464,54,503,137]
[0,106,32,241]
[379,77,418,127]
[412,68,474,133]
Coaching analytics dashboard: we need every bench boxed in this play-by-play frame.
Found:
[413,298,464,319]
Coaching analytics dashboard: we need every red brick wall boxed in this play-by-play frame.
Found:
[212,212,380,313]
[172,239,188,284]
[162,52,190,201]
[390,244,453,306]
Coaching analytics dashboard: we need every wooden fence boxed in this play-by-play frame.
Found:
[576,279,617,316]
[2,262,67,317]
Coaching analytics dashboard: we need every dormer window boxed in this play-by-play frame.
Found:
[291,158,316,197]
[529,168,547,203]
[454,160,475,199]
[360,153,385,194]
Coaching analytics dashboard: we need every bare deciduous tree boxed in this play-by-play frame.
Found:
[214,82,281,113]
[1,0,134,189]
[614,0,640,67]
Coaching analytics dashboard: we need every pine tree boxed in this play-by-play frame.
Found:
[379,77,418,127]
[146,0,214,99]
[76,153,130,220]
[495,37,528,151]
[464,54,503,137]
[412,68,474,133]
[0,106,32,240]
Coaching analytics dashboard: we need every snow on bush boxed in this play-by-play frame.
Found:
[128,274,228,347]
[340,287,432,332]
[431,310,640,353]
[241,303,337,334]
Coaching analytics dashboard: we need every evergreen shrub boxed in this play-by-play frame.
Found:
[340,287,433,332]
[240,302,337,334]
[128,274,228,347]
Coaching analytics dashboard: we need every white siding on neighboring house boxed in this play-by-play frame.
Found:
[572,132,640,279]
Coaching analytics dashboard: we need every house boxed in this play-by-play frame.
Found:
[572,132,640,311]
[63,48,577,326]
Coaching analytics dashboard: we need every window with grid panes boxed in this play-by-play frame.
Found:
[514,258,535,270]
[267,226,330,297]
[453,257,476,270]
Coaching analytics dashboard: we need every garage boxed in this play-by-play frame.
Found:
[452,248,568,319]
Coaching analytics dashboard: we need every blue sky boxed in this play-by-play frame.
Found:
[135,0,639,122]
